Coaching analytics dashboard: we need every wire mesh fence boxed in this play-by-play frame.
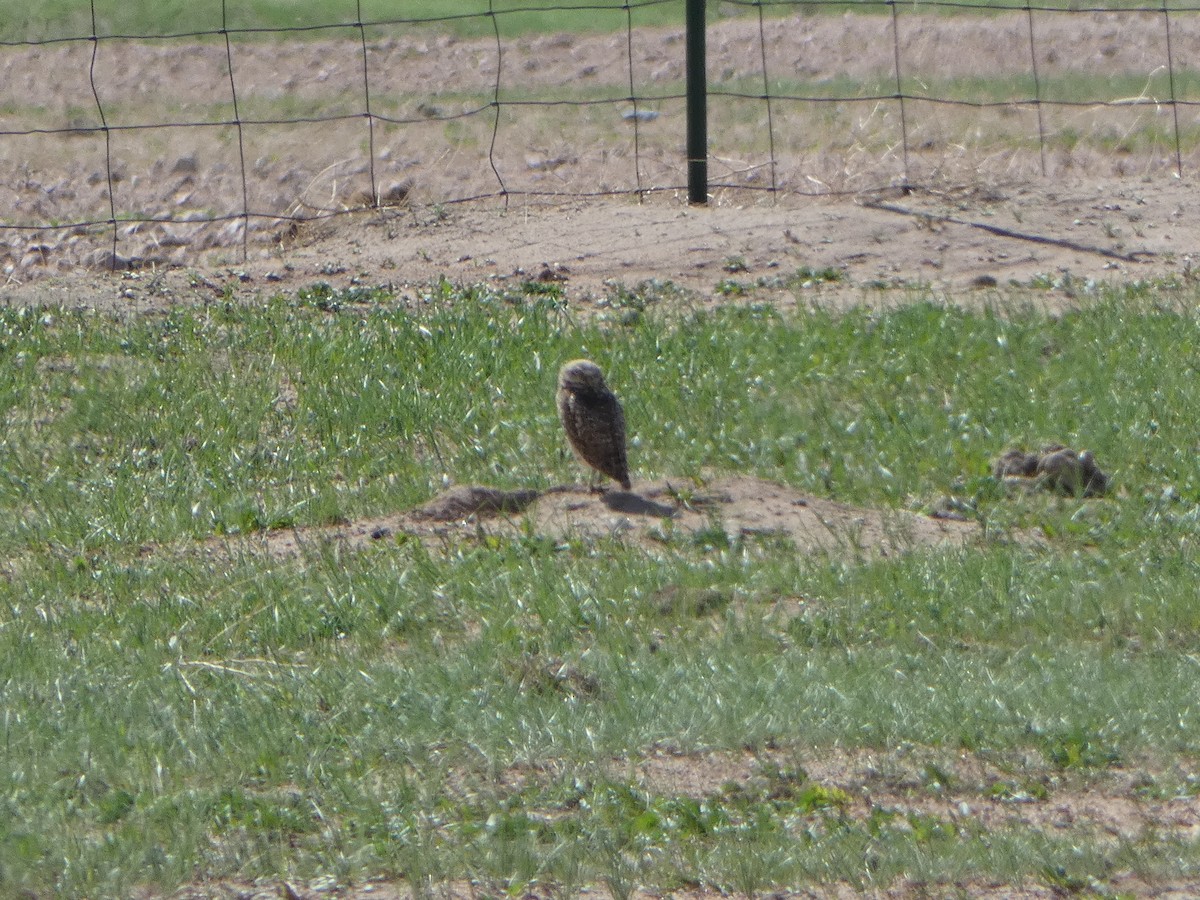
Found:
[1,0,1197,275]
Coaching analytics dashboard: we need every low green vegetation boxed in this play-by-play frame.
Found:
[715,70,1200,107]
[2,277,1200,897]
[6,0,1184,42]
[3,0,694,42]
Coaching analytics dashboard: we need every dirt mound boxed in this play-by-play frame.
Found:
[525,477,986,555]
[203,475,989,560]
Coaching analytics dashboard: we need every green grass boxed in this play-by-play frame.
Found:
[3,0,696,42]
[3,278,1200,896]
[19,68,1196,135]
[712,70,1200,105]
[8,0,1192,42]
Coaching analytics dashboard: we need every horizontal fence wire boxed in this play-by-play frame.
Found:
[0,0,1196,273]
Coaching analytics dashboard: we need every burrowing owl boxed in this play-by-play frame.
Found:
[556,359,631,491]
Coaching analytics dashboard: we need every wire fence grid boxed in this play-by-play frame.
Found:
[1,0,1198,273]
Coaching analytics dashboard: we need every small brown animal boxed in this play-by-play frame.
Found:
[993,444,1109,497]
[1036,447,1108,497]
[992,448,1039,479]
[556,359,631,491]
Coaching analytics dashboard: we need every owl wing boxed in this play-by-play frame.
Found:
[568,391,630,488]
[601,395,630,487]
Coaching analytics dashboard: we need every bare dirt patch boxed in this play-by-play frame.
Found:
[627,745,1200,845]
[3,176,1195,318]
[191,475,993,562]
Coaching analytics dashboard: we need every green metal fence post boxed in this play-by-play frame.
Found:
[686,0,707,205]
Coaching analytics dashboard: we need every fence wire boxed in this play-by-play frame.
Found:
[1,0,1197,273]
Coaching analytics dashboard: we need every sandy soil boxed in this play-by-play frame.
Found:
[3,175,1195,317]
[190,475,996,562]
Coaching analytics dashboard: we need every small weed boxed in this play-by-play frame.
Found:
[1037,727,1123,770]
[787,264,845,288]
[295,281,341,310]
[213,501,296,535]
[987,779,1050,802]
[714,278,749,296]
[690,519,732,550]
[603,278,690,310]
[517,280,566,302]
[792,782,852,814]
[1040,865,1093,895]
[920,762,956,792]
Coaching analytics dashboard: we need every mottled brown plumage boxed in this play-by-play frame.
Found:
[556,359,631,491]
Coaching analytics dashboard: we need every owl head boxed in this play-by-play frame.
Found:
[557,359,609,393]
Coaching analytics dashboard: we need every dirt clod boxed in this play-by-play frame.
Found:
[412,485,543,521]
